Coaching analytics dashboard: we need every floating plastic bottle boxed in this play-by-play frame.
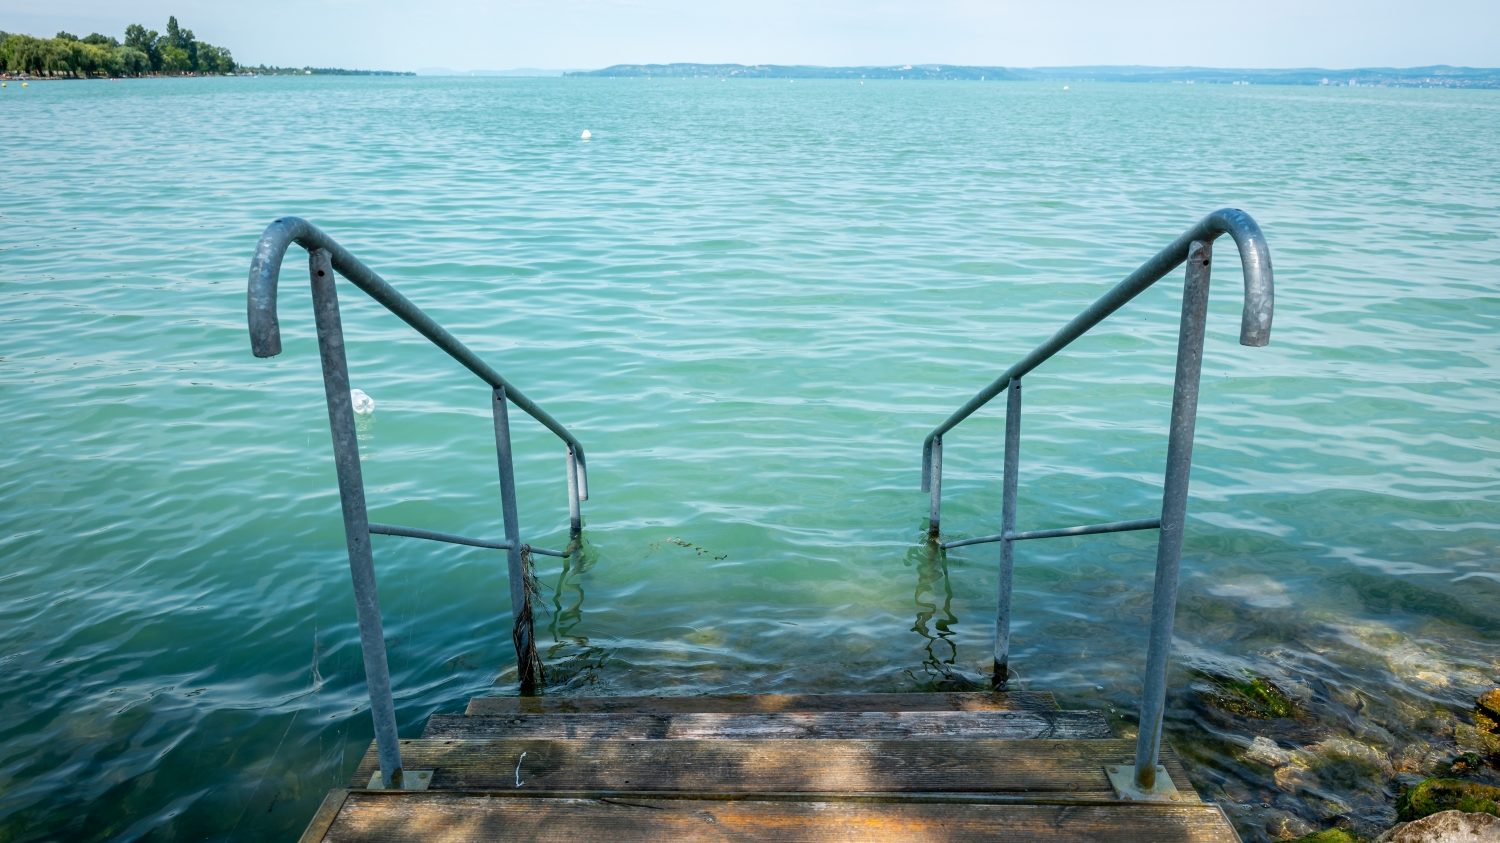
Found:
[350,388,375,415]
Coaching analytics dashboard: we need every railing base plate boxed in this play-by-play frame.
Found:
[1104,764,1181,802]
[367,769,434,791]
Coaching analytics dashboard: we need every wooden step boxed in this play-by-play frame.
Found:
[306,791,1241,843]
[424,709,1111,740]
[464,690,1058,715]
[353,738,1192,799]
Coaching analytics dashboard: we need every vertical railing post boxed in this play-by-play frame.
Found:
[1129,239,1213,794]
[308,248,404,790]
[565,446,582,539]
[927,438,943,538]
[492,386,540,693]
[993,377,1022,686]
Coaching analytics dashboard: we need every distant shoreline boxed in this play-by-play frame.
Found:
[0,20,414,79]
[562,62,1500,88]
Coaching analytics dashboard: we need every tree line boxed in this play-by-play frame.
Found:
[0,16,235,78]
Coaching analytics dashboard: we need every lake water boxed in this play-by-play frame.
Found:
[1,76,1497,841]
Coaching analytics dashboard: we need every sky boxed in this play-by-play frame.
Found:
[5,0,1499,72]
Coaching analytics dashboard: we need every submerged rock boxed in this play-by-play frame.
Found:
[1245,734,1294,767]
[1289,830,1362,843]
[1273,736,1394,818]
[1395,742,1453,777]
[1374,810,1500,842]
[1396,779,1500,822]
[1478,689,1500,723]
[1263,808,1318,839]
[1462,690,1500,762]
[1455,715,1500,760]
[1308,737,1397,780]
[1196,670,1298,719]
[1445,753,1488,777]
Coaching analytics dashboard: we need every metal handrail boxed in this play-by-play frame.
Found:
[920,207,1271,500]
[248,216,590,500]
[246,218,592,791]
[920,208,1274,802]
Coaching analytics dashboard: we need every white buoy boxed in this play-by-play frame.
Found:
[580,129,592,141]
[1063,85,1070,91]
[350,388,375,415]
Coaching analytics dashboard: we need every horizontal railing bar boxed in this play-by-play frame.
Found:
[525,545,569,558]
[941,517,1161,550]
[1009,517,1161,542]
[368,522,569,558]
[248,217,588,499]
[941,532,1007,551]
[369,522,512,550]
[921,208,1271,491]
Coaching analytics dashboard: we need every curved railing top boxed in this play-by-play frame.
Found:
[247,216,588,490]
[920,207,1273,485]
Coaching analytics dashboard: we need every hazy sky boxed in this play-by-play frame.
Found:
[5,0,1499,72]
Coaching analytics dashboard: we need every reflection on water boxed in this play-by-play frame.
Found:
[543,538,614,691]
[906,542,985,691]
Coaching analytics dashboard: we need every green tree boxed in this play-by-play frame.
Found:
[3,35,50,75]
[123,23,159,71]
[4,35,31,74]
[82,33,119,47]
[160,16,206,73]
[158,44,189,74]
[41,38,73,76]
[113,45,150,76]
[67,40,95,76]
[75,42,114,77]
[196,43,235,74]
[55,31,79,42]
[197,44,221,74]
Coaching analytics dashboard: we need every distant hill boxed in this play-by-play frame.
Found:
[416,67,572,77]
[565,63,1500,88]
[566,64,1020,81]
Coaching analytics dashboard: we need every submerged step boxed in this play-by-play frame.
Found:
[306,791,1241,843]
[424,709,1111,740]
[463,690,1059,715]
[352,737,1193,799]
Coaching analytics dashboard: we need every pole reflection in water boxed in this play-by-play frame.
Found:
[905,542,983,691]
[543,538,611,689]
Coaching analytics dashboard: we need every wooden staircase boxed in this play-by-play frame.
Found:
[300,692,1240,842]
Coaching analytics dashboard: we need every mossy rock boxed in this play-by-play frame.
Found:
[1477,688,1500,721]
[1444,752,1486,776]
[1196,670,1296,719]
[1396,778,1500,822]
[1289,829,1363,843]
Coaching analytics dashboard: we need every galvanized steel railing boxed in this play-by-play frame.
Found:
[247,217,590,790]
[920,208,1274,801]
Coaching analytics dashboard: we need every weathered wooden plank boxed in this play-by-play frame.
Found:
[297,789,350,843]
[424,710,1112,740]
[351,738,1194,798]
[319,794,1241,843]
[464,690,1058,715]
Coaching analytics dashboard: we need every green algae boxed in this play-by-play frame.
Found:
[1196,671,1297,719]
[1396,778,1500,822]
[1288,830,1363,843]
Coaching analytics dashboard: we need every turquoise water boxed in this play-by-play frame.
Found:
[1,76,1498,840]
